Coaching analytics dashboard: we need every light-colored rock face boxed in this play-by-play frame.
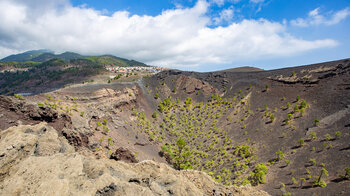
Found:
[0,123,269,196]
[176,76,218,96]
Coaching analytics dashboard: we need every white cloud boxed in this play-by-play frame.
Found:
[213,6,235,25]
[0,0,338,69]
[250,0,264,3]
[210,0,242,7]
[291,7,350,27]
[211,0,225,7]
[328,8,350,25]
[309,7,320,17]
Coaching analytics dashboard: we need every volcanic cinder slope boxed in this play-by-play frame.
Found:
[0,58,349,195]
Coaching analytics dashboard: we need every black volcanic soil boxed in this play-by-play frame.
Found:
[140,59,350,195]
[0,58,349,196]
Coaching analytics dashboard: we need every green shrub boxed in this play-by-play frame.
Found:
[282,133,287,138]
[107,137,113,146]
[275,150,284,161]
[300,108,305,116]
[294,104,299,113]
[161,138,193,170]
[339,167,350,180]
[309,158,317,166]
[313,168,328,188]
[14,94,24,100]
[335,131,341,139]
[154,93,159,99]
[298,139,305,147]
[265,84,269,90]
[286,102,291,109]
[314,119,320,126]
[285,160,290,166]
[299,100,307,109]
[292,177,298,185]
[249,163,268,185]
[324,134,332,141]
[103,125,109,132]
[152,111,158,118]
[185,97,192,106]
[313,180,326,188]
[310,131,317,140]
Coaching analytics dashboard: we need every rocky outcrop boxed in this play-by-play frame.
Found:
[110,147,138,163]
[268,61,350,85]
[0,95,72,131]
[89,87,138,107]
[267,74,319,84]
[0,123,269,196]
[176,75,219,96]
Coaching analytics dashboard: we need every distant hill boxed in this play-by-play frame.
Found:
[1,49,53,62]
[1,50,149,67]
[219,66,264,72]
[31,52,84,62]
[86,55,148,67]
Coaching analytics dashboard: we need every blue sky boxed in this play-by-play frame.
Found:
[0,0,349,71]
[70,0,349,19]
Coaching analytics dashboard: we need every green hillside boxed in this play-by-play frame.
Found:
[1,50,51,62]
[86,55,148,67]
[1,50,149,67]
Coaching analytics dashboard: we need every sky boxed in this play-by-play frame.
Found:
[0,0,349,71]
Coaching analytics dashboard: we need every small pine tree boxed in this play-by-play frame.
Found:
[339,167,350,180]
[298,139,304,147]
[314,119,320,126]
[154,93,159,99]
[324,134,332,141]
[286,102,291,109]
[292,177,298,185]
[313,168,328,187]
[309,158,317,166]
[335,131,341,139]
[152,111,158,118]
[107,137,113,147]
[265,84,269,91]
[275,150,284,161]
[310,131,317,140]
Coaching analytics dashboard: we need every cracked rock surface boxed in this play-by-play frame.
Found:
[0,123,269,196]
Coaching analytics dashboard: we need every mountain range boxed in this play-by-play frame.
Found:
[1,50,148,67]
